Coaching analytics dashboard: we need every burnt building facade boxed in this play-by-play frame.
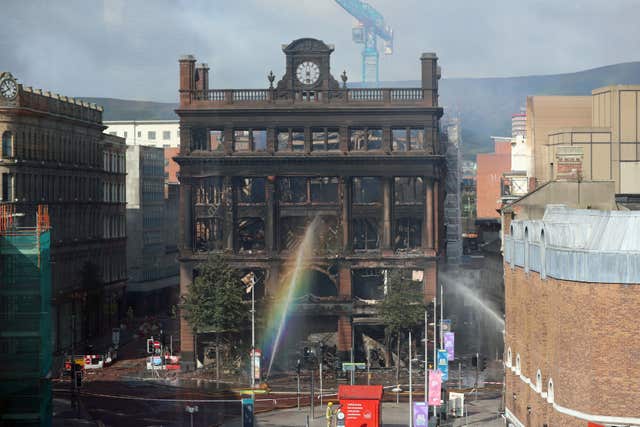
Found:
[175,39,446,367]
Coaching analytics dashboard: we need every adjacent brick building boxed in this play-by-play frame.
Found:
[0,72,127,355]
[503,205,640,427]
[476,137,511,220]
[175,38,446,368]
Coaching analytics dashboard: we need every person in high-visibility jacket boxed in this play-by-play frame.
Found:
[326,401,334,427]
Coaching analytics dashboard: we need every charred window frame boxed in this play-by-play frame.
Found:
[280,216,308,250]
[352,269,386,300]
[312,128,326,151]
[277,129,291,151]
[349,128,382,151]
[352,177,383,204]
[410,128,425,150]
[253,129,267,152]
[327,128,340,151]
[279,177,308,203]
[392,128,409,151]
[310,177,338,203]
[238,177,266,204]
[207,130,224,151]
[394,177,424,204]
[191,128,209,151]
[237,217,265,252]
[352,217,380,250]
[194,217,224,252]
[233,129,251,152]
[194,177,224,205]
[281,216,339,253]
[394,217,422,250]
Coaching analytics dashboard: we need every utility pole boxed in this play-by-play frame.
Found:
[409,330,413,427]
[440,284,444,349]
[297,359,301,411]
[250,274,256,388]
[310,368,315,420]
[350,323,355,386]
[432,297,437,419]
[424,310,428,404]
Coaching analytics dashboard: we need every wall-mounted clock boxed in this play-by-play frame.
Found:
[296,61,320,86]
[0,76,18,100]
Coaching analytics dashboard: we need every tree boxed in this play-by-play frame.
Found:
[181,254,247,379]
[377,270,426,384]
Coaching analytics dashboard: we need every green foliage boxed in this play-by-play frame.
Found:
[180,255,247,334]
[378,270,426,336]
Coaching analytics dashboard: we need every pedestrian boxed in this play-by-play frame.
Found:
[326,401,334,427]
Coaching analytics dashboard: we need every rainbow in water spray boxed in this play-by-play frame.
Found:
[263,217,319,379]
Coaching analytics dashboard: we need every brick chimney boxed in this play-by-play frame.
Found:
[179,55,196,106]
[420,52,440,107]
[555,146,584,181]
[195,63,210,92]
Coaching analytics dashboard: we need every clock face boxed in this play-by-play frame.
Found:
[296,61,320,85]
[0,77,17,100]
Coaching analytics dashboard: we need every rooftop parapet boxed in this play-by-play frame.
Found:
[17,84,103,123]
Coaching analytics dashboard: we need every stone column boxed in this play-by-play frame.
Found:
[423,261,437,302]
[337,316,352,359]
[179,262,195,370]
[382,177,393,253]
[265,176,277,254]
[424,178,434,250]
[340,177,352,253]
[222,176,235,252]
[179,181,193,251]
[265,263,280,297]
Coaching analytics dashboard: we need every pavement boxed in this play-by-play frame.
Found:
[223,397,504,427]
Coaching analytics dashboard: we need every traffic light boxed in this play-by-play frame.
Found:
[471,354,478,367]
[74,370,83,388]
[296,359,301,375]
[147,338,154,354]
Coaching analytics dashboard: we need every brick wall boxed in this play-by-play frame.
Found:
[504,264,640,425]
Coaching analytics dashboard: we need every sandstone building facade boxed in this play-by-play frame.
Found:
[0,72,127,353]
[175,39,446,368]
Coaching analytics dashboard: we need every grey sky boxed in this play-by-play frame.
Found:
[1,0,638,102]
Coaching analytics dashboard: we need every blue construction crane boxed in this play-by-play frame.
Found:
[335,0,393,85]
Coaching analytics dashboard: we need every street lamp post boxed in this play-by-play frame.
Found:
[409,330,413,427]
[432,297,437,419]
[251,275,256,388]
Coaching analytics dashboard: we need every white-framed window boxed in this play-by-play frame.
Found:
[506,347,512,367]
[515,354,521,375]
[524,227,530,273]
[148,131,156,140]
[547,378,554,403]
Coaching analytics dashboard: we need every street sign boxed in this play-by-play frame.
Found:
[342,362,366,372]
[437,349,449,381]
[441,319,451,332]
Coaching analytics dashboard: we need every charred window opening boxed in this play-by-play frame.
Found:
[209,130,225,151]
[193,177,225,251]
[327,129,340,151]
[278,128,305,152]
[194,218,224,251]
[292,269,338,298]
[394,177,424,204]
[194,177,224,206]
[279,177,338,204]
[392,128,408,151]
[279,177,308,203]
[311,128,340,152]
[280,216,339,254]
[410,128,425,150]
[392,128,425,151]
[353,217,379,250]
[237,217,265,252]
[238,178,266,204]
[240,270,266,300]
[349,128,382,151]
[310,177,338,203]
[353,269,386,300]
[353,177,382,204]
[191,128,208,151]
[253,129,267,151]
[394,218,422,250]
[277,129,290,151]
[233,129,250,151]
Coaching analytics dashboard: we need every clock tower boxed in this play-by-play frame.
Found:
[275,38,341,93]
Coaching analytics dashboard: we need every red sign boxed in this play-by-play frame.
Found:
[587,423,605,427]
[338,385,383,427]
[153,341,161,349]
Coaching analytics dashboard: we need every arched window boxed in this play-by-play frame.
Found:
[506,347,512,367]
[515,354,521,375]
[2,131,12,158]
[510,225,515,269]
[536,369,542,393]
[547,378,554,403]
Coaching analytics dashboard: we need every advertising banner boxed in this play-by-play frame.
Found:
[428,370,442,406]
[437,349,449,381]
[252,349,261,381]
[413,401,428,426]
[444,332,455,361]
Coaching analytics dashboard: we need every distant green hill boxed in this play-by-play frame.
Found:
[83,61,640,158]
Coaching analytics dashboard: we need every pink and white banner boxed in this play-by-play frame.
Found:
[428,369,442,406]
